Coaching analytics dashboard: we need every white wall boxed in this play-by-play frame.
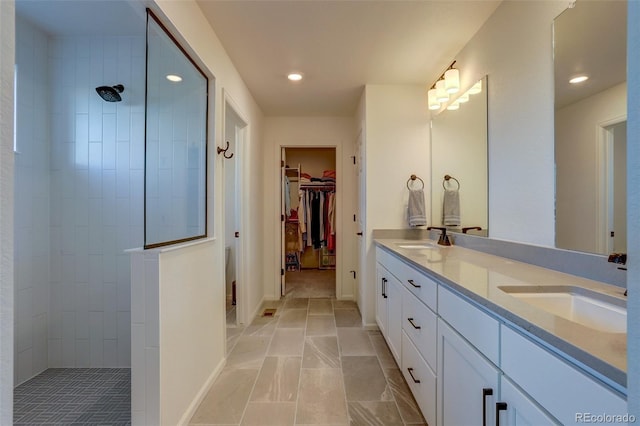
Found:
[152,0,265,329]
[452,0,567,246]
[14,16,50,384]
[263,117,356,300]
[627,0,639,416]
[555,83,626,253]
[47,35,145,369]
[0,0,16,423]
[130,240,222,426]
[361,85,431,326]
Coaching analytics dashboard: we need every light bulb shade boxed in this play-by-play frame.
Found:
[468,79,482,95]
[446,101,460,111]
[456,91,470,103]
[444,68,460,94]
[428,88,440,110]
[436,80,449,102]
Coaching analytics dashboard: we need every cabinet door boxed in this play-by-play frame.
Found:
[437,319,500,426]
[386,274,402,363]
[375,264,388,336]
[498,376,560,426]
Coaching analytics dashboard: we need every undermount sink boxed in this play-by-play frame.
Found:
[498,285,626,334]
[396,242,438,249]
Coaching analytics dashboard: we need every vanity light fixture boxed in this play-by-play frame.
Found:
[468,79,482,95]
[428,60,460,109]
[446,101,460,111]
[569,75,589,84]
[456,91,470,103]
[287,72,303,81]
[166,74,182,82]
[436,80,449,102]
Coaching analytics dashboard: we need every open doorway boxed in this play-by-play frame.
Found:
[281,147,337,298]
[224,96,248,327]
[601,119,627,254]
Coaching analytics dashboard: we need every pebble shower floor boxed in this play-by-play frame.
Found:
[13,368,131,425]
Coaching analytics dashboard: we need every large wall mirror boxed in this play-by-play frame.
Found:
[430,76,488,236]
[554,1,627,255]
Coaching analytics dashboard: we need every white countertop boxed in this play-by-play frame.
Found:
[375,238,627,390]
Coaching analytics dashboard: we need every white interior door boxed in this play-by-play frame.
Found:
[355,131,364,306]
[280,147,287,296]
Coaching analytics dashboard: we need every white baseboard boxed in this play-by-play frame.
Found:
[246,296,266,325]
[177,357,227,426]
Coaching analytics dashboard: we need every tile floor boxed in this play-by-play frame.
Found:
[13,368,131,425]
[191,297,427,426]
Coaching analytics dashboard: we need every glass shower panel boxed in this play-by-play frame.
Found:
[145,11,208,248]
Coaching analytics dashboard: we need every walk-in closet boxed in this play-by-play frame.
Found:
[281,148,337,298]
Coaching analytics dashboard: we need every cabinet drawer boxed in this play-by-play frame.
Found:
[438,286,499,365]
[402,286,437,371]
[501,325,626,425]
[396,263,437,311]
[376,246,437,311]
[402,331,436,426]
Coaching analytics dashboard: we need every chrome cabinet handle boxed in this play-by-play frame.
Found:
[407,318,421,329]
[495,402,507,426]
[407,367,420,383]
[482,388,493,426]
[407,279,421,288]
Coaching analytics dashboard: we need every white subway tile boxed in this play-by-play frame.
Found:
[103,310,117,340]
[117,311,131,366]
[48,339,62,367]
[103,339,118,367]
[102,114,116,169]
[75,114,89,167]
[75,339,91,367]
[89,282,103,312]
[16,349,33,385]
[103,253,117,283]
[145,348,160,425]
[116,104,131,141]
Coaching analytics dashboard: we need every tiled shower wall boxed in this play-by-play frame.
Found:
[15,20,146,383]
[47,34,145,369]
[14,16,51,385]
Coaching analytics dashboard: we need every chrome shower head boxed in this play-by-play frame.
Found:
[95,84,124,102]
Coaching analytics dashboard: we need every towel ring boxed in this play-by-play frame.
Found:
[442,174,460,190]
[407,174,425,190]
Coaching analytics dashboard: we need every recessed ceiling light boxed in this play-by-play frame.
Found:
[287,73,303,81]
[166,74,182,82]
[569,75,589,84]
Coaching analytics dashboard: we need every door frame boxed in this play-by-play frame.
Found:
[222,89,249,325]
[596,115,627,254]
[275,144,344,299]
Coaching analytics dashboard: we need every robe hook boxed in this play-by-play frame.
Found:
[217,141,234,159]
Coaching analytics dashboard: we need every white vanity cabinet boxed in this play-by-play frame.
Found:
[374,244,627,426]
[498,376,560,426]
[437,285,501,426]
[375,254,402,363]
[375,263,389,337]
[500,326,627,426]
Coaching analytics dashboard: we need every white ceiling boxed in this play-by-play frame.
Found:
[196,0,502,116]
[17,1,626,117]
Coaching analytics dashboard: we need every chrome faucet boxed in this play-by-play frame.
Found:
[427,226,452,246]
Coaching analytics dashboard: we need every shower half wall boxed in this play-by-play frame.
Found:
[14,14,144,385]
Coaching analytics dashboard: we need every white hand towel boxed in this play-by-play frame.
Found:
[408,189,427,227]
[443,189,460,226]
